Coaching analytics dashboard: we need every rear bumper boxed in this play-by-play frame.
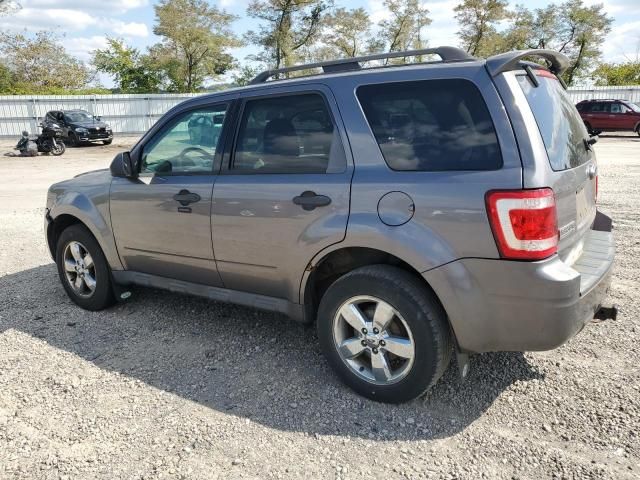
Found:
[424,213,615,353]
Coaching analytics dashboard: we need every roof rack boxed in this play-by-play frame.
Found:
[249,47,476,84]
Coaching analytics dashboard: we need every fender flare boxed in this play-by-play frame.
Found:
[48,192,123,270]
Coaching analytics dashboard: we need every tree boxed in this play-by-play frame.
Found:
[498,1,612,85]
[246,0,333,71]
[592,61,640,86]
[0,31,92,93]
[231,64,263,86]
[93,38,161,93]
[556,0,612,85]
[321,7,376,58]
[377,0,431,58]
[0,62,13,92]
[454,0,510,57]
[500,5,557,51]
[152,0,241,92]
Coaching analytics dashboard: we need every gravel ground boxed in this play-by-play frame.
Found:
[0,134,638,480]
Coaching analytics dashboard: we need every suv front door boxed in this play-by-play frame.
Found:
[110,102,230,286]
[212,86,352,302]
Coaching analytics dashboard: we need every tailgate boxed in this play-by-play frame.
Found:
[515,71,597,263]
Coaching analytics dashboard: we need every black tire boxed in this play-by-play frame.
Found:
[317,265,452,403]
[51,141,65,156]
[636,125,640,137]
[55,224,115,311]
[66,132,79,147]
[103,139,113,145]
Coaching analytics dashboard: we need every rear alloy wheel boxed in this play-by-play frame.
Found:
[332,295,416,385]
[317,265,451,403]
[56,224,115,311]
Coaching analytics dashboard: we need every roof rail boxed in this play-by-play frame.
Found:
[249,47,475,84]
[485,49,570,77]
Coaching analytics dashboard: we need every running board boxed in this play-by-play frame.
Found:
[111,271,306,322]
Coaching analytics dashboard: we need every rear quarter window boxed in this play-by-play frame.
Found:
[517,73,590,171]
[357,79,502,171]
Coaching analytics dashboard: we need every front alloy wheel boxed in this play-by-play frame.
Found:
[62,241,97,297]
[55,224,115,311]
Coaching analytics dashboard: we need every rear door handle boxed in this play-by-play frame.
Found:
[173,189,201,206]
[293,191,332,211]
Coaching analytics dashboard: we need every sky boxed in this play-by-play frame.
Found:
[1,0,639,87]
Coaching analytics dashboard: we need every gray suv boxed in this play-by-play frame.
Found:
[45,48,616,403]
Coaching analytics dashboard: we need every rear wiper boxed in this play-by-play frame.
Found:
[583,135,598,151]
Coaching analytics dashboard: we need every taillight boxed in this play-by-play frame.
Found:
[485,188,558,260]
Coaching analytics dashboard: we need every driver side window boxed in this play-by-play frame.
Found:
[141,104,227,175]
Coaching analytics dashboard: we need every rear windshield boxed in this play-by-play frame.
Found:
[357,79,502,171]
[516,73,589,171]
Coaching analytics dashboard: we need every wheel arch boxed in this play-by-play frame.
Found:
[300,246,449,327]
[48,199,122,270]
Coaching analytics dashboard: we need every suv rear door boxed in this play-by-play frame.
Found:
[506,70,597,261]
[211,84,352,302]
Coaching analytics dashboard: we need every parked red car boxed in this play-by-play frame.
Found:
[576,99,640,136]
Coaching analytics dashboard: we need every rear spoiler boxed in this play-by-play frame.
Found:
[485,49,570,77]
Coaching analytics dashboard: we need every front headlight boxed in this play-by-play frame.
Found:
[75,127,88,133]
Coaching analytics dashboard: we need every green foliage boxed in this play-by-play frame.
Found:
[231,64,263,87]
[320,7,376,58]
[152,0,241,92]
[378,0,431,56]
[495,1,612,85]
[454,0,511,57]
[246,0,332,71]
[93,38,162,93]
[592,61,640,86]
[0,31,94,94]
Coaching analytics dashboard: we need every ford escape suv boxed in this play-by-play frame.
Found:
[45,48,616,403]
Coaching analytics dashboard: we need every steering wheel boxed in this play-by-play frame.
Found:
[178,147,211,167]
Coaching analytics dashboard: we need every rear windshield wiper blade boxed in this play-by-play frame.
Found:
[583,136,598,151]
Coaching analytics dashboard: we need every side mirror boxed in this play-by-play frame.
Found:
[110,151,138,179]
[95,116,102,121]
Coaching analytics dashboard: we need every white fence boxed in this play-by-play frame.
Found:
[1,86,639,137]
[0,93,199,137]
[567,86,640,103]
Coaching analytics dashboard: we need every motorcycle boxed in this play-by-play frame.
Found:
[15,123,66,156]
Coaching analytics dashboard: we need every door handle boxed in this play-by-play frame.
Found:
[173,189,201,206]
[292,191,332,211]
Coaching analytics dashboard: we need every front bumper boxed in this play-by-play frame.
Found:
[76,131,113,143]
[424,213,615,353]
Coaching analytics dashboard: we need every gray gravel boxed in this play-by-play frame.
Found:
[0,134,639,479]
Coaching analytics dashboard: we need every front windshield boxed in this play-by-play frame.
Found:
[628,102,640,113]
[64,111,93,123]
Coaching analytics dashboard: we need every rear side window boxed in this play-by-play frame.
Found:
[232,93,345,174]
[516,73,589,171]
[357,79,502,171]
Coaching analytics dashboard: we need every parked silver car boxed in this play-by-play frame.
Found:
[45,48,616,403]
